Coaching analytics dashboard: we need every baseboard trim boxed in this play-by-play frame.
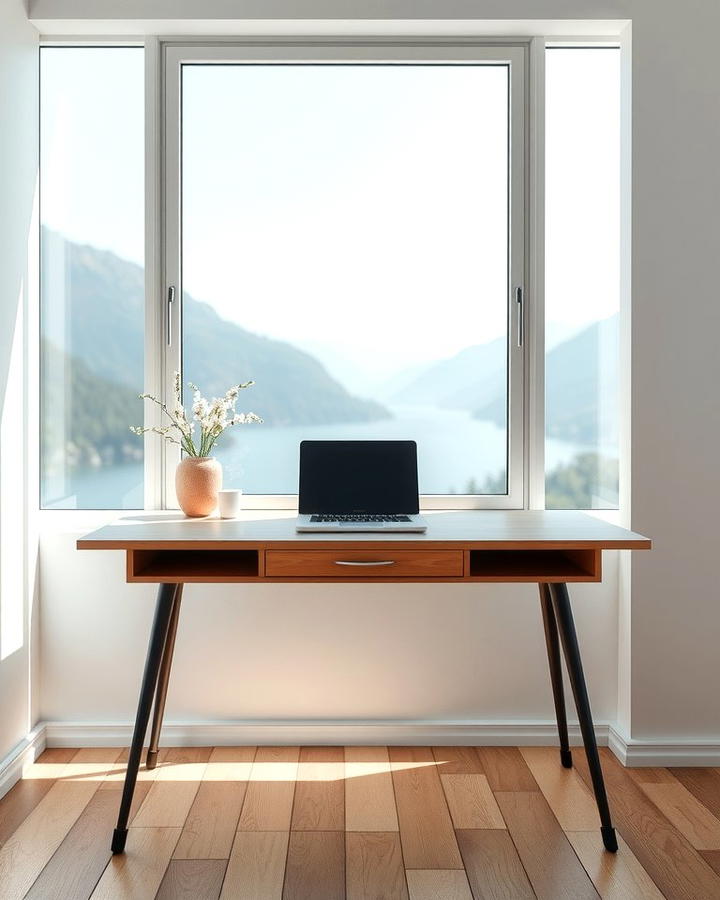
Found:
[45,721,720,766]
[0,727,47,800]
[3,719,718,801]
[609,725,720,767]
[42,720,611,748]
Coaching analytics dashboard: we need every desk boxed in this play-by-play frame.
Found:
[78,509,650,855]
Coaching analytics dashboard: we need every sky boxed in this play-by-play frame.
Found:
[40,46,620,384]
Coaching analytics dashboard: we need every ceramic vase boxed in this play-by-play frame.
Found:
[175,457,222,517]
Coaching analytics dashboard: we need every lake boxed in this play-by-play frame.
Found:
[46,405,599,509]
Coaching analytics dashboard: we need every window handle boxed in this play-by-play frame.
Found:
[334,560,396,567]
[515,286,524,347]
[167,285,175,346]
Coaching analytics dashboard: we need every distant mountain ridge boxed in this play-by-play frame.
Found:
[389,336,506,414]
[41,232,389,469]
[390,317,618,445]
[475,315,619,444]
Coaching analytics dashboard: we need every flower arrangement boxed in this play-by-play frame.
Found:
[130,373,262,458]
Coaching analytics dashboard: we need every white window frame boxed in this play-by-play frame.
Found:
[160,41,527,510]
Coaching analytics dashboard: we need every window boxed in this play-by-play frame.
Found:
[38,42,623,511]
[544,47,621,509]
[40,47,144,509]
[168,45,525,507]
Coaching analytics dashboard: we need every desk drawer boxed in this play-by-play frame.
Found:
[265,549,464,578]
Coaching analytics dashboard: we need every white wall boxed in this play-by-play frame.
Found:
[0,1,39,765]
[23,0,720,754]
[630,0,720,740]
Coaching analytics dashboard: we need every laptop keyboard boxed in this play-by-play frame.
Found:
[309,515,412,523]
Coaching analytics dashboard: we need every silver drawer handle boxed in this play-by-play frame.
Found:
[334,560,396,567]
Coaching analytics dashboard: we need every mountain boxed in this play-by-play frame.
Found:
[475,315,619,445]
[375,360,434,402]
[41,232,389,468]
[387,316,618,446]
[41,337,144,469]
[182,299,389,426]
[389,337,506,411]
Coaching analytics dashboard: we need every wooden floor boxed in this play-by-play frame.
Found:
[1,746,720,899]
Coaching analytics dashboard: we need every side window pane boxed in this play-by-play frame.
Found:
[40,47,144,509]
[545,48,621,509]
[181,64,510,496]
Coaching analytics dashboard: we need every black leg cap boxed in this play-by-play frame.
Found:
[111,827,128,854]
[146,749,158,770]
[560,748,573,768]
[601,825,618,853]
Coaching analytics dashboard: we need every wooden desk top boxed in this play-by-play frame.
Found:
[78,510,650,551]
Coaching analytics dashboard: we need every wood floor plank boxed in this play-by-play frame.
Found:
[132,747,210,828]
[346,832,409,900]
[89,826,180,900]
[567,831,665,900]
[203,746,257,780]
[0,748,121,900]
[282,831,345,900]
[0,748,77,849]
[475,748,538,792]
[405,869,473,900]
[439,775,505,830]
[495,791,600,900]
[520,746,600,831]
[389,747,463,869]
[62,747,126,781]
[672,767,720,820]
[431,747,484,774]
[238,747,299,832]
[456,829,535,900]
[156,859,227,900]
[98,747,169,791]
[220,831,289,900]
[25,781,151,900]
[173,782,247,860]
[626,767,676,785]
[639,782,720,850]
[702,850,720,877]
[291,746,344,831]
[345,747,399,832]
[575,748,720,900]
[173,749,255,860]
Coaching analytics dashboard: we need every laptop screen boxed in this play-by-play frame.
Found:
[298,441,420,515]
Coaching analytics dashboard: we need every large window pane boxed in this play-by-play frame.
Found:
[40,47,144,509]
[181,64,510,496]
[545,48,621,509]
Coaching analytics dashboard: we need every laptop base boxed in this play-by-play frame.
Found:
[296,514,427,533]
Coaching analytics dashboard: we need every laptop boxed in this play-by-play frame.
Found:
[296,440,427,533]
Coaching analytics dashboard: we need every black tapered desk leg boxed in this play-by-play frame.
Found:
[146,584,183,770]
[549,582,618,853]
[539,583,573,769]
[111,583,176,855]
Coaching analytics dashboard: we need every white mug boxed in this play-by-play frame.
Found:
[218,489,243,519]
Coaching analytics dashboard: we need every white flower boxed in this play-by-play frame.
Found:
[192,391,210,424]
[208,397,228,428]
[231,412,263,425]
[133,375,261,457]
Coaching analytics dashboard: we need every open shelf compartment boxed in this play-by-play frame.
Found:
[127,549,260,582]
[468,548,600,582]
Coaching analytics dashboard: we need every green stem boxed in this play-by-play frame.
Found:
[143,394,197,456]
